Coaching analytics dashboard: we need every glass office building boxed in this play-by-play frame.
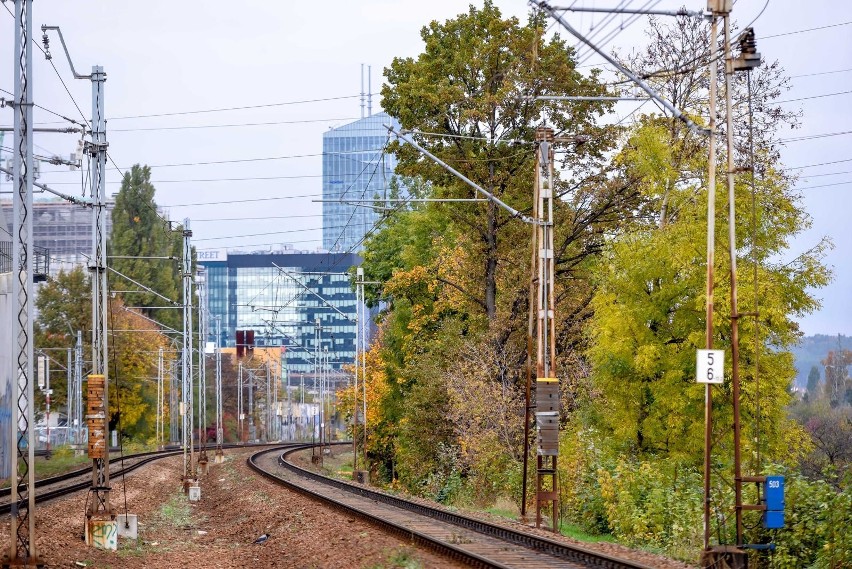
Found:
[322,112,400,252]
[199,250,361,377]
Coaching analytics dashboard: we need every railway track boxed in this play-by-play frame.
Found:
[1,443,276,515]
[249,444,656,569]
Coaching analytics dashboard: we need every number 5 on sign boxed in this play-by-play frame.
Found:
[696,349,724,384]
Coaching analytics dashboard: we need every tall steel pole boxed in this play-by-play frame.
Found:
[66,348,73,446]
[248,365,254,442]
[238,362,243,443]
[360,277,367,458]
[74,330,82,446]
[157,347,164,447]
[196,270,207,462]
[353,270,360,470]
[215,316,223,456]
[169,358,179,444]
[723,12,745,548]
[86,61,112,530]
[703,13,720,554]
[181,219,194,481]
[9,3,37,560]
[533,127,559,532]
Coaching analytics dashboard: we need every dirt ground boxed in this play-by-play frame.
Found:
[0,448,462,569]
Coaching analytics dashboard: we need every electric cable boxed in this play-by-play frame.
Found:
[34,148,386,174]
[790,67,852,79]
[108,116,359,132]
[780,130,852,143]
[36,173,367,185]
[571,0,634,60]
[775,89,852,104]
[785,157,852,170]
[576,0,663,66]
[759,19,852,40]
[106,93,370,121]
[0,86,88,127]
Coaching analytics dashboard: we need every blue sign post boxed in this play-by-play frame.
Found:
[764,476,785,529]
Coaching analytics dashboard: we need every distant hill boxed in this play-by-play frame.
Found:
[790,334,851,389]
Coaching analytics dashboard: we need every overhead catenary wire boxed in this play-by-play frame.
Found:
[104,93,374,121]
[107,116,360,132]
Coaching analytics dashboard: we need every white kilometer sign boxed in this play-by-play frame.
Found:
[696,349,724,384]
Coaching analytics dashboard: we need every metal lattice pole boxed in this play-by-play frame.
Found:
[74,331,83,446]
[181,219,194,480]
[196,271,207,462]
[215,316,223,453]
[86,62,111,526]
[170,358,179,445]
[238,362,243,443]
[533,127,559,532]
[66,348,73,445]
[9,3,37,559]
[157,348,163,446]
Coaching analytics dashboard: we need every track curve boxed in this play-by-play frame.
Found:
[248,444,656,569]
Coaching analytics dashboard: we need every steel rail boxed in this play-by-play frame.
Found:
[249,445,655,569]
[0,443,283,509]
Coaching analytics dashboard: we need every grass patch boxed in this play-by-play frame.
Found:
[485,497,519,520]
[368,547,423,569]
[559,522,615,543]
[154,494,194,529]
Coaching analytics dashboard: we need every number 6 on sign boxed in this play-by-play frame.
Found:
[696,349,724,384]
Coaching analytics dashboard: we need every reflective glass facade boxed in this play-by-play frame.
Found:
[322,112,399,252]
[199,252,361,375]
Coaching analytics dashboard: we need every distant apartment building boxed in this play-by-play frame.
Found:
[0,199,114,277]
[322,112,400,253]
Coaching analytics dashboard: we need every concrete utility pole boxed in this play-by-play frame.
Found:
[74,331,83,446]
[181,219,195,485]
[8,2,37,562]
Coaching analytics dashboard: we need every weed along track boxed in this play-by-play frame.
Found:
[249,444,656,569]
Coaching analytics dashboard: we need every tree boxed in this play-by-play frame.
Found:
[107,299,169,440]
[110,164,185,330]
[806,365,821,401]
[35,266,91,412]
[382,0,620,324]
[35,266,170,439]
[585,13,831,463]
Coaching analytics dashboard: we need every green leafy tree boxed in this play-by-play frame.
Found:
[34,266,91,412]
[110,164,184,330]
[806,365,821,400]
[34,266,169,439]
[363,1,642,495]
[382,0,619,324]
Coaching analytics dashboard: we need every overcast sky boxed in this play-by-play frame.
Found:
[0,1,849,337]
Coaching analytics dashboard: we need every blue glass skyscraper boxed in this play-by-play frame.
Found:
[322,112,399,252]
